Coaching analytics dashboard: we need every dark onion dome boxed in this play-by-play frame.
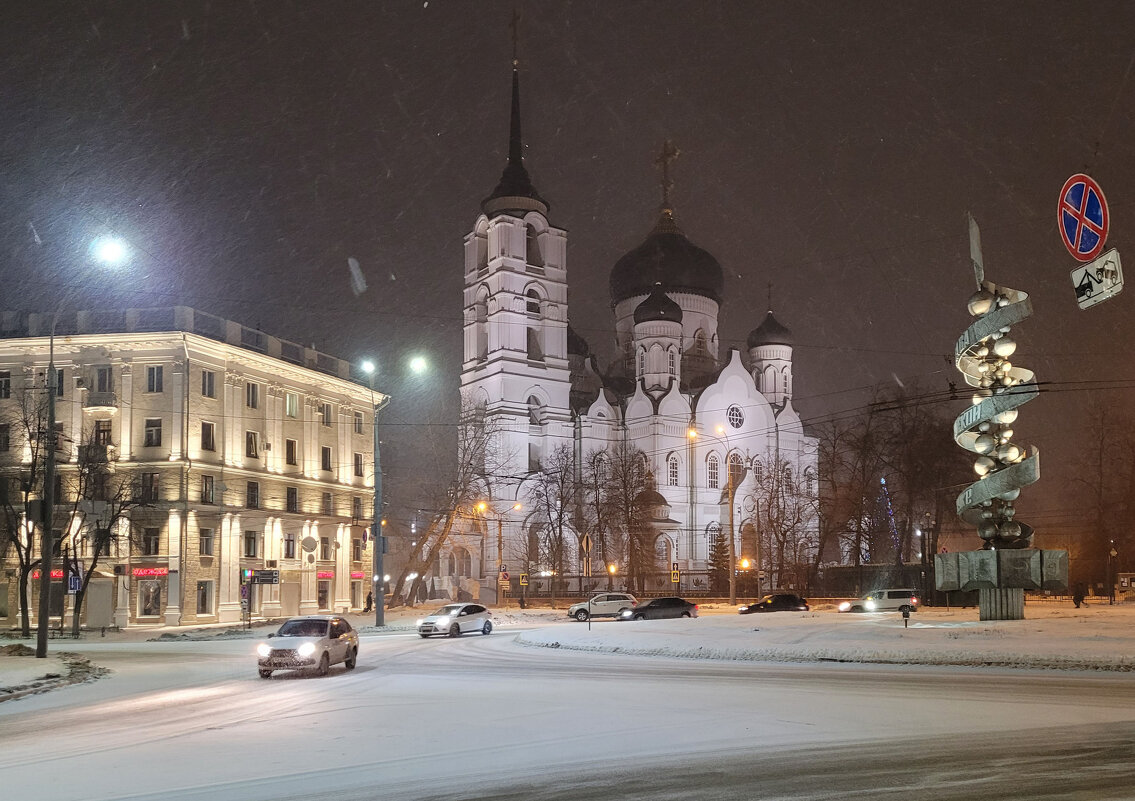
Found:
[482,68,549,218]
[567,325,590,357]
[633,283,683,325]
[747,310,793,348]
[634,488,669,508]
[610,212,724,306]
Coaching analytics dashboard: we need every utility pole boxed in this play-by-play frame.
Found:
[36,337,57,658]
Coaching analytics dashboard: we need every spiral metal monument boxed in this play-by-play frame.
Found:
[935,217,1068,620]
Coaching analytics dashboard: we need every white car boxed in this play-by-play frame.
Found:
[838,589,921,613]
[257,615,358,678]
[566,592,638,621]
[417,603,493,637]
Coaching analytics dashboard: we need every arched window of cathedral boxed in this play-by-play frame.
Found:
[526,288,542,316]
[475,287,489,361]
[667,454,679,486]
[782,367,791,397]
[694,329,708,353]
[707,455,720,489]
[526,224,545,270]
[527,327,544,361]
[763,365,776,395]
[638,349,645,375]
[453,547,471,577]
[668,349,676,376]
[447,553,456,576]
[728,452,744,487]
[753,461,763,484]
[804,467,815,494]
[527,395,545,426]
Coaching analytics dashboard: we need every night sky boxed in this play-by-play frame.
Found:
[3,1,1134,534]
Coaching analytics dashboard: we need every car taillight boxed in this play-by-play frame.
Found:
[912,597,920,605]
[631,601,637,606]
[693,604,699,611]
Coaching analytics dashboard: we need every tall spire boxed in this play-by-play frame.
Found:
[652,140,682,234]
[482,10,548,218]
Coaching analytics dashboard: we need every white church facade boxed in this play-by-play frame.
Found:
[453,61,818,601]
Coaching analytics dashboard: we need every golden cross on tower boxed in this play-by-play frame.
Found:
[654,140,680,210]
[509,9,521,67]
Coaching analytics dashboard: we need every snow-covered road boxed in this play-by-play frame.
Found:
[3,611,1135,800]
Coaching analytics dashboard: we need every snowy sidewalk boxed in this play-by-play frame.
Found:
[516,603,1135,671]
[0,644,105,702]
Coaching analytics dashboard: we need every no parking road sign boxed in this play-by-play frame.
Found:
[1059,173,1109,262]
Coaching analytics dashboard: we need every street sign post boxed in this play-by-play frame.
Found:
[1059,173,1109,262]
[1071,248,1123,309]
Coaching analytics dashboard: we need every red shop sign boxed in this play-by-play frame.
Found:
[350,571,365,579]
[132,567,169,577]
[316,571,335,579]
[31,569,65,579]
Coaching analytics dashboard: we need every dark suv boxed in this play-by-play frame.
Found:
[738,593,809,614]
[618,597,698,620]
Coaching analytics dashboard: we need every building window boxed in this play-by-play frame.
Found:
[322,492,333,515]
[142,528,160,556]
[285,438,298,466]
[246,481,260,509]
[728,452,744,487]
[246,431,259,458]
[668,455,679,487]
[527,327,543,361]
[727,404,745,429]
[352,539,362,562]
[146,365,163,393]
[95,366,112,393]
[52,368,64,397]
[139,581,162,617]
[144,418,162,448]
[352,496,362,520]
[284,532,296,559]
[317,581,329,610]
[201,474,215,504]
[285,392,299,418]
[140,472,160,502]
[354,452,364,477]
[246,382,259,409]
[668,350,676,376]
[320,402,333,426]
[0,423,8,452]
[201,370,215,398]
[196,581,213,615]
[528,443,540,473]
[638,350,645,374]
[354,411,364,435]
[526,289,541,315]
[201,421,216,451]
[0,370,9,399]
[243,530,258,558]
[321,446,332,472]
[707,456,719,490]
[199,529,214,556]
[286,486,299,513]
[94,419,112,446]
[320,536,331,560]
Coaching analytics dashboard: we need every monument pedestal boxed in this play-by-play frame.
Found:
[936,549,1067,621]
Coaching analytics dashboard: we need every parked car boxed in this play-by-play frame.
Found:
[417,603,493,637]
[739,593,809,614]
[838,589,920,613]
[617,596,698,620]
[567,592,638,621]
[256,615,358,678]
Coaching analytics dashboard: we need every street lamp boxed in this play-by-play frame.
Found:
[688,425,748,605]
[477,501,522,606]
[35,236,129,658]
[359,360,390,626]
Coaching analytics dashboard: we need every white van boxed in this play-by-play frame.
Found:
[838,588,920,613]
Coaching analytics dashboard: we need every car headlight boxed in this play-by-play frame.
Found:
[257,643,271,658]
[838,602,850,612]
[865,600,876,611]
[415,619,424,627]
[297,642,317,657]
[619,610,632,618]
[434,616,451,627]
[738,606,749,613]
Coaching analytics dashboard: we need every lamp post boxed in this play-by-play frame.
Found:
[688,425,747,605]
[360,361,390,627]
[477,501,522,606]
[1109,541,1118,605]
[36,235,129,658]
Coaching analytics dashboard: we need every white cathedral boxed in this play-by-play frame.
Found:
[451,61,818,601]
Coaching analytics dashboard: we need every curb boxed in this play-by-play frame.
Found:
[0,653,109,704]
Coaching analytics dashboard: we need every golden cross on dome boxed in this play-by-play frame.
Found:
[509,9,521,67]
[654,140,680,210]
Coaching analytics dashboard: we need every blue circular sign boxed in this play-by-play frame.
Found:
[1058,173,1109,262]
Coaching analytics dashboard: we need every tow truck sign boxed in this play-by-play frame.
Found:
[1071,248,1123,310]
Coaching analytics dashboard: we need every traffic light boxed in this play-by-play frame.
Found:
[242,568,254,581]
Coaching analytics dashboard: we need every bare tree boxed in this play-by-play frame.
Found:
[528,444,577,601]
[750,453,818,591]
[580,449,616,589]
[603,441,650,594]
[387,398,504,608]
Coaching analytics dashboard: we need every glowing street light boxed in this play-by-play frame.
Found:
[90,236,130,267]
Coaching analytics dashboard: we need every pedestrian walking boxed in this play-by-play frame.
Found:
[364,591,373,613]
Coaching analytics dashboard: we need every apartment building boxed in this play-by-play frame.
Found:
[0,307,385,628]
